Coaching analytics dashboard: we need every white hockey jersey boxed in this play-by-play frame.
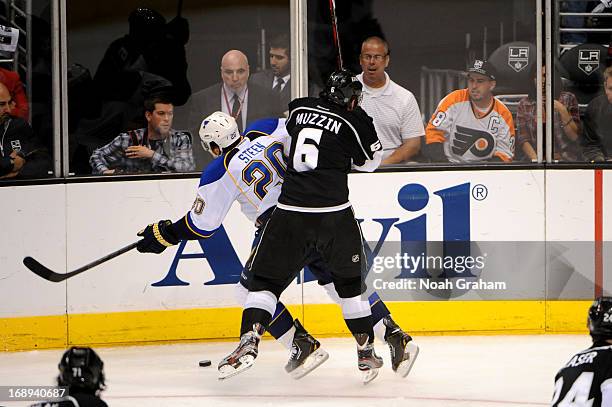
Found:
[184,118,289,238]
[425,89,515,163]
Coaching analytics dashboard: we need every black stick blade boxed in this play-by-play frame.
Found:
[23,257,68,282]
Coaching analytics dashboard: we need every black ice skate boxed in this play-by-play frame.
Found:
[218,323,265,380]
[355,333,383,384]
[383,316,419,378]
[284,319,329,379]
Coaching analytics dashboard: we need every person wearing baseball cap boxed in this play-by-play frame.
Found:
[424,59,515,163]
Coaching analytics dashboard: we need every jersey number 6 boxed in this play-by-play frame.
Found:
[293,128,322,172]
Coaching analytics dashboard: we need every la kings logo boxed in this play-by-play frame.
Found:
[508,47,529,72]
[451,125,495,158]
[578,49,600,75]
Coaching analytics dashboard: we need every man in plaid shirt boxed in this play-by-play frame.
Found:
[90,95,195,174]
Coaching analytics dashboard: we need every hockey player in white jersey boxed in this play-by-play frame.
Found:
[136,111,418,382]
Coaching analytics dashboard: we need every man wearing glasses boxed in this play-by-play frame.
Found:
[357,36,425,165]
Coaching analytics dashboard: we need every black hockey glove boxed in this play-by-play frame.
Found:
[137,220,179,254]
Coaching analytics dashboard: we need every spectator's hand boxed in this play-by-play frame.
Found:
[137,220,178,254]
[125,145,155,159]
[102,169,116,175]
[0,170,18,179]
[10,150,25,172]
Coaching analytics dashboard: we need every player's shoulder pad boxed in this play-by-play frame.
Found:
[244,118,279,140]
[199,155,226,187]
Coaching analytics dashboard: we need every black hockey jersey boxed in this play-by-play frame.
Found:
[551,342,612,407]
[280,97,381,210]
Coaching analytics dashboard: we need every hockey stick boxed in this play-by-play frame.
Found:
[328,0,343,69]
[23,241,139,283]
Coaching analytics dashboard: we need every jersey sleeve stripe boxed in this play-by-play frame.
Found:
[494,151,512,162]
[435,89,469,113]
[425,128,446,144]
[494,100,516,136]
[199,156,227,187]
[185,213,216,238]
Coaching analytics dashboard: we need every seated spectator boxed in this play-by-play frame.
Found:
[424,60,515,163]
[516,65,581,162]
[0,82,50,179]
[178,49,283,169]
[89,95,195,174]
[29,347,108,407]
[583,66,612,161]
[0,66,28,120]
[250,34,292,110]
[356,36,424,165]
[183,49,282,135]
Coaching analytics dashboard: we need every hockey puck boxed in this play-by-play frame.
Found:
[199,359,212,367]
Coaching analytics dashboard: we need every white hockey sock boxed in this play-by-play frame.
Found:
[373,318,386,343]
[277,325,296,350]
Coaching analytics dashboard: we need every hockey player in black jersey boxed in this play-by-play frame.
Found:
[30,347,108,407]
[219,69,390,383]
[551,296,612,407]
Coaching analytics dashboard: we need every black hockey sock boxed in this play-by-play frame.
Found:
[368,292,390,325]
[241,307,272,336]
[344,315,375,343]
[267,301,295,340]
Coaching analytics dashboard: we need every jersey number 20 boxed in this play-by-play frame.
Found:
[242,142,286,200]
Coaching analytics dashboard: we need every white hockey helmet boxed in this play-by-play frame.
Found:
[199,111,241,157]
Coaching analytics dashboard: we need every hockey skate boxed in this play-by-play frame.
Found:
[383,316,419,378]
[284,319,329,379]
[355,333,383,384]
[218,324,265,380]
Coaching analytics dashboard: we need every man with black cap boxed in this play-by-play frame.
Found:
[424,59,515,163]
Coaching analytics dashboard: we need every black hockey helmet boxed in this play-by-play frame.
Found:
[588,296,612,340]
[128,7,166,38]
[58,347,106,394]
[320,69,363,110]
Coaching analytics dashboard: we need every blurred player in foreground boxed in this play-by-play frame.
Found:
[551,296,612,407]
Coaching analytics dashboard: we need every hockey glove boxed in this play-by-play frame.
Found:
[137,220,179,254]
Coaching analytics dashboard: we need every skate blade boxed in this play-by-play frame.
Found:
[361,367,380,384]
[218,355,255,380]
[289,348,329,380]
[397,342,419,378]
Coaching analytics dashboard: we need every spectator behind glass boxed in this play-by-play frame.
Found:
[93,7,191,109]
[0,82,50,180]
[582,66,612,162]
[0,66,28,121]
[89,95,195,175]
[29,347,108,407]
[182,49,283,136]
[356,36,425,165]
[424,59,515,163]
[516,65,581,162]
[250,34,292,110]
[178,49,283,169]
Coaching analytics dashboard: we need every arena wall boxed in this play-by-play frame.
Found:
[1,169,608,351]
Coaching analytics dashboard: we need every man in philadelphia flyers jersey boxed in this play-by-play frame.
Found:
[135,109,418,383]
[551,296,612,407]
[217,69,392,384]
[425,59,515,163]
